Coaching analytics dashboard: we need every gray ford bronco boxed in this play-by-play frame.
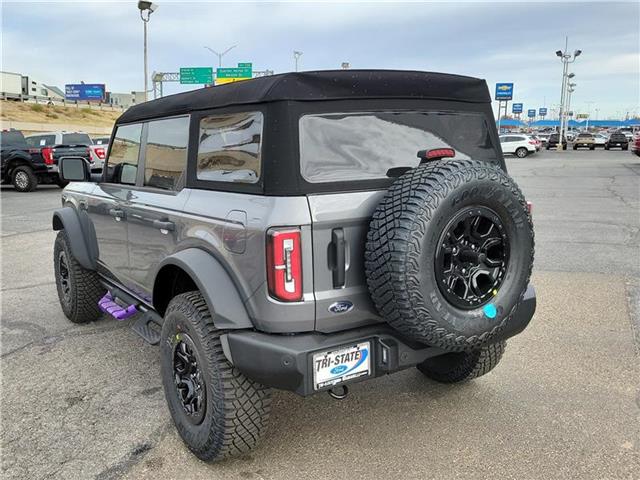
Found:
[52,70,535,462]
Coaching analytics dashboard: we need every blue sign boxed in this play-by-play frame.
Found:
[512,103,523,114]
[495,83,514,101]
[65,84,106,101]
[539,108,548,117]
[527,109,536,118]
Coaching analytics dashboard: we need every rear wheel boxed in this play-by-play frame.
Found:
[515,147,528,158]
[11,165,37,192]
[418,341,506,383]
[160,292,272,462]
[589,146,595,150]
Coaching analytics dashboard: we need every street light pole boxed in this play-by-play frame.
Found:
[555,37,581,151]
[584,100,595,130]
[204,45,237,68]
[138,1,158,102]
[293,51,303,72]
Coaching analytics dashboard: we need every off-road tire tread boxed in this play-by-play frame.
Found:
[164,291,271,462]
[365,159,534,351]
[417,341,506,383]
[54,230,105,323]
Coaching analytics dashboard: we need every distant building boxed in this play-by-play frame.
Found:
[105,91,146,108]
[1,71,64,100]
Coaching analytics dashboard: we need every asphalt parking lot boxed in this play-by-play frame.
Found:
[1,148,639,479]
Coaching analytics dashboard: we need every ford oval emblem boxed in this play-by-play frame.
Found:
[330,365,348,375]
[328,301,354,314]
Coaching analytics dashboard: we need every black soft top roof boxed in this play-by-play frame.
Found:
[117,69,490,124]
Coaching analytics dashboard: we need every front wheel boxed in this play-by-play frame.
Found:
[515,147,528,158]
[160,292,272,462]
[12,165,37,192]
[418,341,506,383]
[54,231,105,323]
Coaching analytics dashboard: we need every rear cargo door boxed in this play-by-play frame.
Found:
[307,191,385,333]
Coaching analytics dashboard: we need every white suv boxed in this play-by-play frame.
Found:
[499,134,537,158]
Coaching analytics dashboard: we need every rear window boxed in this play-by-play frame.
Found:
[196,112,263,184]
[62,133,93,145]
[1,130,27,147]
[299,111,498,183]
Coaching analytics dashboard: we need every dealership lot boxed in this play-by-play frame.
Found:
[1,149,638,479]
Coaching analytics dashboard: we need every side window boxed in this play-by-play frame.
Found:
[143,116,189,191]
[43,135,56,146]
[105,124,142,185]
[196,111,263,183]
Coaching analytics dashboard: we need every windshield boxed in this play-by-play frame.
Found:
[62,133,93,145]
[299,111,498,183]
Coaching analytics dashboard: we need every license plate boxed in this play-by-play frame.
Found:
[313,342,371,390]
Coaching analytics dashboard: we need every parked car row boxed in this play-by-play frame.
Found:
[0,128,110,192]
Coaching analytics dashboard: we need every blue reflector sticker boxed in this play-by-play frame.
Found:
[483,304,497,319]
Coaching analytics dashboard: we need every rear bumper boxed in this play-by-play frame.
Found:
[224,285,536,396]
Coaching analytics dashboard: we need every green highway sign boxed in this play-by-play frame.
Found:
[237,63,252,68]
[180,67,214,84]
[216,67,252,79]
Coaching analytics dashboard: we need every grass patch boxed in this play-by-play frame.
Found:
[29,104,45,113]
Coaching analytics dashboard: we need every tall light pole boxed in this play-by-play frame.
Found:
[566,83,576,133]
[555,37,581,151]
[584,100,595,130]
[138,1,158,102]
[293,51,303,72]
[204,45,237,68]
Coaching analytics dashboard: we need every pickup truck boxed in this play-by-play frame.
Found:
[1,129,91,192]
[25,131,104,172]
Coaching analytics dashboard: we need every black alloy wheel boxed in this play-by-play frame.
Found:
[435,206,509,310]
[172,333,207,425]
[57,250,72,305]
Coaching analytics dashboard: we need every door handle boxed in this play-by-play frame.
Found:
[152,219,175,232]
[330,228,346,288]
[108,208,124,221]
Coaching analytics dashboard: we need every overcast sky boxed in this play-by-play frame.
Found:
[2,1,638,118]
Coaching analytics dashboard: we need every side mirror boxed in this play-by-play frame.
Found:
[59,157,90,182]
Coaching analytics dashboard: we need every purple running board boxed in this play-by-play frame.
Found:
[98,293,138,320]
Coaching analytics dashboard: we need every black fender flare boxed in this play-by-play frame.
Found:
[154,249,253,330]
[52,207,98,270]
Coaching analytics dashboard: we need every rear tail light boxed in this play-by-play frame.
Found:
[267,228,302,302]
[528,140,536,145]
[41,147,54,165]
[526,201,533,214]
[95,147,106,159]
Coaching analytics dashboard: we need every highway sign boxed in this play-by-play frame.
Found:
[180,67,214,84]
[215,63,253,85]
[216,67,252,79]
[495,83,514,101]
[539,108,548,117]
[512,103,523,114]
[65,84,105,101]
[527,109,536,118]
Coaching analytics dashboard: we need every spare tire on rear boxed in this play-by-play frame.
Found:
[365,159,534,351]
